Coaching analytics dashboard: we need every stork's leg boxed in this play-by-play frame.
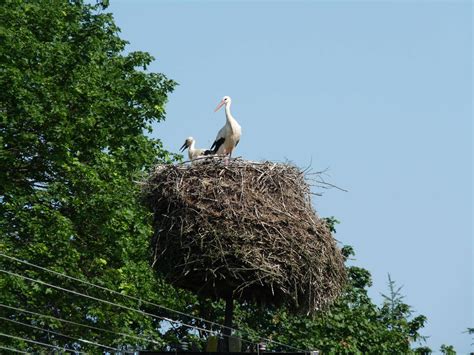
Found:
[223,148,230,166]
[226,150,234,165]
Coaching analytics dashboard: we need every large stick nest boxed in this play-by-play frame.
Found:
[143,159,346,315]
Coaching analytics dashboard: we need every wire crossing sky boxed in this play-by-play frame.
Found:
[105,0,471,352]
[0,253,303,352]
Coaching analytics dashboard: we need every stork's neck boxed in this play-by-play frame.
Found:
[189,141,196,151]
[225,102,234,123]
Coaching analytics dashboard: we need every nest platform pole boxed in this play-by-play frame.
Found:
[220,294,234,352]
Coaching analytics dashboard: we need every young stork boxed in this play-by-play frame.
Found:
[210,96,241,157]
[180,137,212,162]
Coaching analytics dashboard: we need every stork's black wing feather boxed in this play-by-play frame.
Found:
[210,137,225,154]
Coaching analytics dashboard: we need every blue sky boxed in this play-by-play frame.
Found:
[107,0,472,352]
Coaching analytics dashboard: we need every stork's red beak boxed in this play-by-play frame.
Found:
[214,100,225,112]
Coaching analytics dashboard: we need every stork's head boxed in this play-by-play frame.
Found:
[180,137,194,152]
[214,96,231,112]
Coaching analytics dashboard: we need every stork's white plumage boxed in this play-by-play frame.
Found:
[210,96,241,157]
[180,137,211,162]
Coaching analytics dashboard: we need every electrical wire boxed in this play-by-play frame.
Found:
[0,303,162,346]
[0,316,119,352]
[0,345,29,354]
[0,268,256,350]
[0,252,233,330]
[0,252,306,352]
[0,332,82,353]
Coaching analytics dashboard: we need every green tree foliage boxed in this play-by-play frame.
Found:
[0,0,181,351]
[0,0,447,353]
[440,344,456,355]
[227,247,430,354]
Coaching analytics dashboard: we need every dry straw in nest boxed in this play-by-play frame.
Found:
[143,158,346,315]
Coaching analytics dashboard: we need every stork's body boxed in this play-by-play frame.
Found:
[211,96,241,157]
[180,137,212,162]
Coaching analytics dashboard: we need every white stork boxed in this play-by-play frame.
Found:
[210,96,241,157]
[180,137,212,162]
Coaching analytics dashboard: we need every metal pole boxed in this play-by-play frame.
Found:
[223,294,234,352]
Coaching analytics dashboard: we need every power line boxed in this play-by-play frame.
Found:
[0,252,306,352]
[0,252,228,329]
[0,303,162,346]
[0,316,119,352]
[0,345,28,354]
[0,268,256,350]
[0,332,81,353]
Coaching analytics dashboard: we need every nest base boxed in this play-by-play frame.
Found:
[144,159,346,315]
